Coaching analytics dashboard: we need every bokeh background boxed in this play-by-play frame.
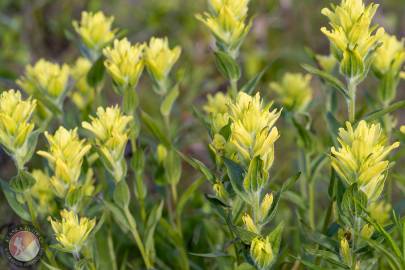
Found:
[0,0,404,268]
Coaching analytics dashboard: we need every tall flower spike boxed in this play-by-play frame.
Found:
[229,92,281,173]
[144,37,181,92]
[17,59,70,103]
[70,57,94,110]
[37,127,91,197]
[82,106,132,182]
[103,38,145,91]
[331,120,399,201]
[0,89,36,168]
[321,0,384,81]
[73,11,116,53]
[49,209,96,254]
[269,73,313,112]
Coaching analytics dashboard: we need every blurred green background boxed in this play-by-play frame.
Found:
[0,0,404,268]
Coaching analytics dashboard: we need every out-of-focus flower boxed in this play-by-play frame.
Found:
[70,58,94,110]
[208,0,249,20]
[360,224,374,239]
[331,121,399,201]
[368,200,391,225]
[0,89,36,168]
[82,106,132,182]
[17,59,70,103]
[250,236,274,269]
[49,209,96,254]
[156,144,168,164]
[203,92,230,133]
[31,170,56,215]
[73,11,116,52]
[37,127,91,198]
[144,37,181,90]
[229,92,281,173]
[316,54,337,73]
[103,38,145,90]
[372,33,405,102]
[270,73,312,112]
[321,0,384,80]
[401,125,405,134]
[242,213,258,234]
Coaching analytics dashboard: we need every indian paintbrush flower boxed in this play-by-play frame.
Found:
[70,57,94,110]
[37,127,91,198]
[49,209,96,254]
[229,92,281,177]
[0,89,37,168]
[368,200,391,224]
[331,121,399,201]
[321,0,384,81]
[203,92,230,134]
[103,38,145,91]
[269,73,313,112]
[372,33,405,103]
[250,236,274,269]
[82,106,132,182]
[196,0,252,57]
[73,11,116,55]
[144,37,181,93]
[17,59,70,107]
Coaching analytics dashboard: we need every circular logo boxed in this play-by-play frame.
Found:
[2,224,43,267]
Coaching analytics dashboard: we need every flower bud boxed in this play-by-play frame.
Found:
[260,193,273,221]
[368,200,391,225]
[360,224,374,239]
[213,181,227,200]
[49,209,96,254]
[73,11,116,53]
[250,236,274,269]
[242,213,258,234]
[103,38,145,91]
[156,144,168,164]
[340,238,352,266]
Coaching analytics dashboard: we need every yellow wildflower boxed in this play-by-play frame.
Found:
[331,121,399,201]
[360,224,374,239]
[321,0,384,80]
[73,11,116,51]
[259,193,273,221]
[82,106,132,182]
[373,33,405,75]
[368,200,391,225]
[156,144,168,164]
[203,92,230,133]
[242,213,259,234]
[250,237,274,269]
[316,54,337,73]
[103,38,145,89]
[31,170,56,215]
[70,57,94,110]
[37,127,91,197]
[0,89,36,168]
[340,238,352,265]
[144,37,181,84]
[49,209,96,254]
[270,73,312,112]
[208,0,250,20]
[229,92,281,172]
[401,125,405,134]
[17,59,70,100]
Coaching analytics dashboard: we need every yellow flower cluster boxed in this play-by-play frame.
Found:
[144,37,181,85]
[0,89,36,168]
[103,38,145,90]
[37,127,91,197]
[49,209,96,253]
[368,200,391,225]
[196,0,251,56]
[270,73,313,112]
[229,92,281,173]
[73,11,116,51]
[250,236,274,269]
[203,92,230,134]
[373,33,405,76]
[331,121,399,201]
[70,57,94,110]
[321,0,384,80]
[82,106,132,182]
[17,59,70,100]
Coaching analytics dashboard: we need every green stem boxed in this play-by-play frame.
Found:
[124,207,152,269]
[347,80,357,123]
[230,78,238,99]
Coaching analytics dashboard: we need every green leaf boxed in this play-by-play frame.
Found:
[302,64,349,99]
[164,149,182,186]
[160,85,179,117]
[10,170,36,193]
[189,251,230,258]
[145,200,164,257]
[87,56,105,87]
[122,87,139,115]
[305,248,349,269]
[177,151,214,183]
[141,111,170,146]
[103,200,130,232]
[267,222,284,256]
[0,179,31,221]
[113,180,130,209]
[224,158,250,204]
[177,177,205,217]
[214,51,241,80]
[205,194,229,208]
[292,116,314,151]
[241,66,268,94]
[341,184,367,221]
[232,225,259,244]
[362,238,402,270]
[363,100,405,121]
